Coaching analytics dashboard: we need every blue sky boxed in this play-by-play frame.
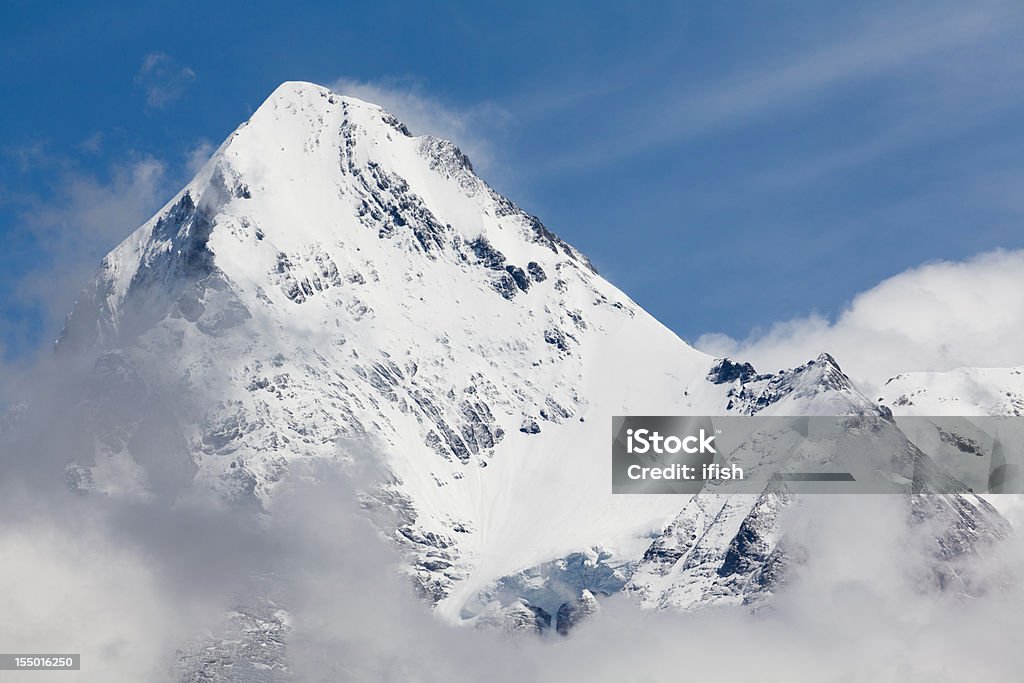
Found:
[3,0,1024,364]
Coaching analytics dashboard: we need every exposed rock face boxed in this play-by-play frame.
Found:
[175,605,292,682]
[556,589,600,635]
[624,355,1010,612]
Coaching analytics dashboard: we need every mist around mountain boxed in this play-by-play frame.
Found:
[2,82,1023,682]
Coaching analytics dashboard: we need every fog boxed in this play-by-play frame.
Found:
[2,357,1023,682]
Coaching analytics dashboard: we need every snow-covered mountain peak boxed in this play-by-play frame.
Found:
[41,81,1007,629]
[59,80,599,353]
[53,80,728,615]
[708,352,884,416]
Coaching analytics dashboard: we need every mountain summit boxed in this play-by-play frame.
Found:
[50,82,1005,628]
[56,81,723,616]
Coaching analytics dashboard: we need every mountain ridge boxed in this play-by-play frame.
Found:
[33,80,1010,630]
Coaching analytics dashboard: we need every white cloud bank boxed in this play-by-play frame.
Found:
[696,249,1024,392]
[2,461,1022,682]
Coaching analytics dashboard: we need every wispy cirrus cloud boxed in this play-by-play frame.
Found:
[538,1,1024,173]
[135,52,196,108]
